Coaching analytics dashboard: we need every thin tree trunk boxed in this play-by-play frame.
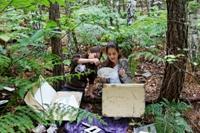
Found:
[117,0,121,14]
[71,31,79,52]
[49,2,64,90]
[159,0,188,101]
[188,0,200,71]
[139,0,145,15]
[122,0,126,12]
[127,0,137,25]
[146,0,150,16]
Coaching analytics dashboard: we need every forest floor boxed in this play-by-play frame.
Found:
[81,59,200,132]
[136,60,200,132]
[0,53,199,132]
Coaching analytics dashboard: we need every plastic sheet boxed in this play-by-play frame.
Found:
[64,117,129,133]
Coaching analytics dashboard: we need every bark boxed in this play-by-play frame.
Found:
[139,0,145,15]
[71,31,78,52]
[188,0,200,69]
[117,0,121,14]
[127,0,137,25]
[146,0,151,16]
[159,0,188,101]
[49,3,64,90]
[122,0,126,12]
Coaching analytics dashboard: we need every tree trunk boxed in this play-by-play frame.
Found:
[49,3,64,90]
[159,0,188,101]
[127,0,137,25]
[146,0,151,16]
[188,0,200,70]
[117,0,121,14]
[122,0,126,12]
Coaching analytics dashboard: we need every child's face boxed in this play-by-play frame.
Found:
[88,52,100,59]
[107,48,119,65]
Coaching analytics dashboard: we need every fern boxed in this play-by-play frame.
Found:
[0,54,11,75]
[145,99,193,133]
[42,103,106,126]
[77,108,107,125]
[128,55,138,78]
[188,0,200,12]
[0,106,48,133]
[129,51,165,64]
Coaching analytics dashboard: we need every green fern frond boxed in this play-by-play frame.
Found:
[128,55,138,78]
[145,99,193,133]
[129,51,165,64]
[0,106,48,132]
[0,54,11,74]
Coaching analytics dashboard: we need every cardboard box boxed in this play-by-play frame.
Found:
[102,84,145,117]
[24,76,82,121]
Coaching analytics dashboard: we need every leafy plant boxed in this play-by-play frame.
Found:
[75,23,106,45]
[36,103,106,126]
[130,10,167,47]
[0,106,48,133]
[164,54,185,64]
[145,99,193,133]
[128,55,139,78]
[129,51,165,64]
[188,0,200,13]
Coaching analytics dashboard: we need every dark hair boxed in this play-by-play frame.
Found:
[90,46,101,53]
[104,41,121,67]
[89,46,102,58]
[106,41,121,59]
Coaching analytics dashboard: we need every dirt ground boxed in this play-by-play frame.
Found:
[136,61,200,132]
[0,58,199,132]
[82,60,200,132]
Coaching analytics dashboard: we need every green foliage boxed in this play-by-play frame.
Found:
[77,107,107,125]
[72,4,125,46]
[130,10,167,47]
[192,53,200,68]
[129,51,165,64]
[38,103,106,126]
[0,106,48,133]
[128,55,138,78]
[145,99,193,133]
[164,54,185,64]
[74,5,112,26]
[99,9,167,56]
[0,54,11,75]
[75,23,106,45]
[188,0,200,13]
[0,7,61,99]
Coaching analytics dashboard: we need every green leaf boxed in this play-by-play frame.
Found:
[20,29,45,46]
[37,0,50,6]
[0,34,10,42]
[63,59,71,65]
[12,0,33,9]
[46,21,58,29]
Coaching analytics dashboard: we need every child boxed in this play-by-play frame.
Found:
[101,41,133,83]
[64,46,102,91]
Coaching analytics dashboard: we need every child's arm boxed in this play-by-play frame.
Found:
[72,54,100,65]
[78,58,100,65]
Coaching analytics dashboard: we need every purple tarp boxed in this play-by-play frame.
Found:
[64,117,129,133]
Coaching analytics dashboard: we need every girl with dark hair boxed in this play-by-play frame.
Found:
[64,46,102,91]
[101,41,133,83]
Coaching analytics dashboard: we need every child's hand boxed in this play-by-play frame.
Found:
[90,58,100,66]
[119,68,126,77]
[97,76,110,83]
